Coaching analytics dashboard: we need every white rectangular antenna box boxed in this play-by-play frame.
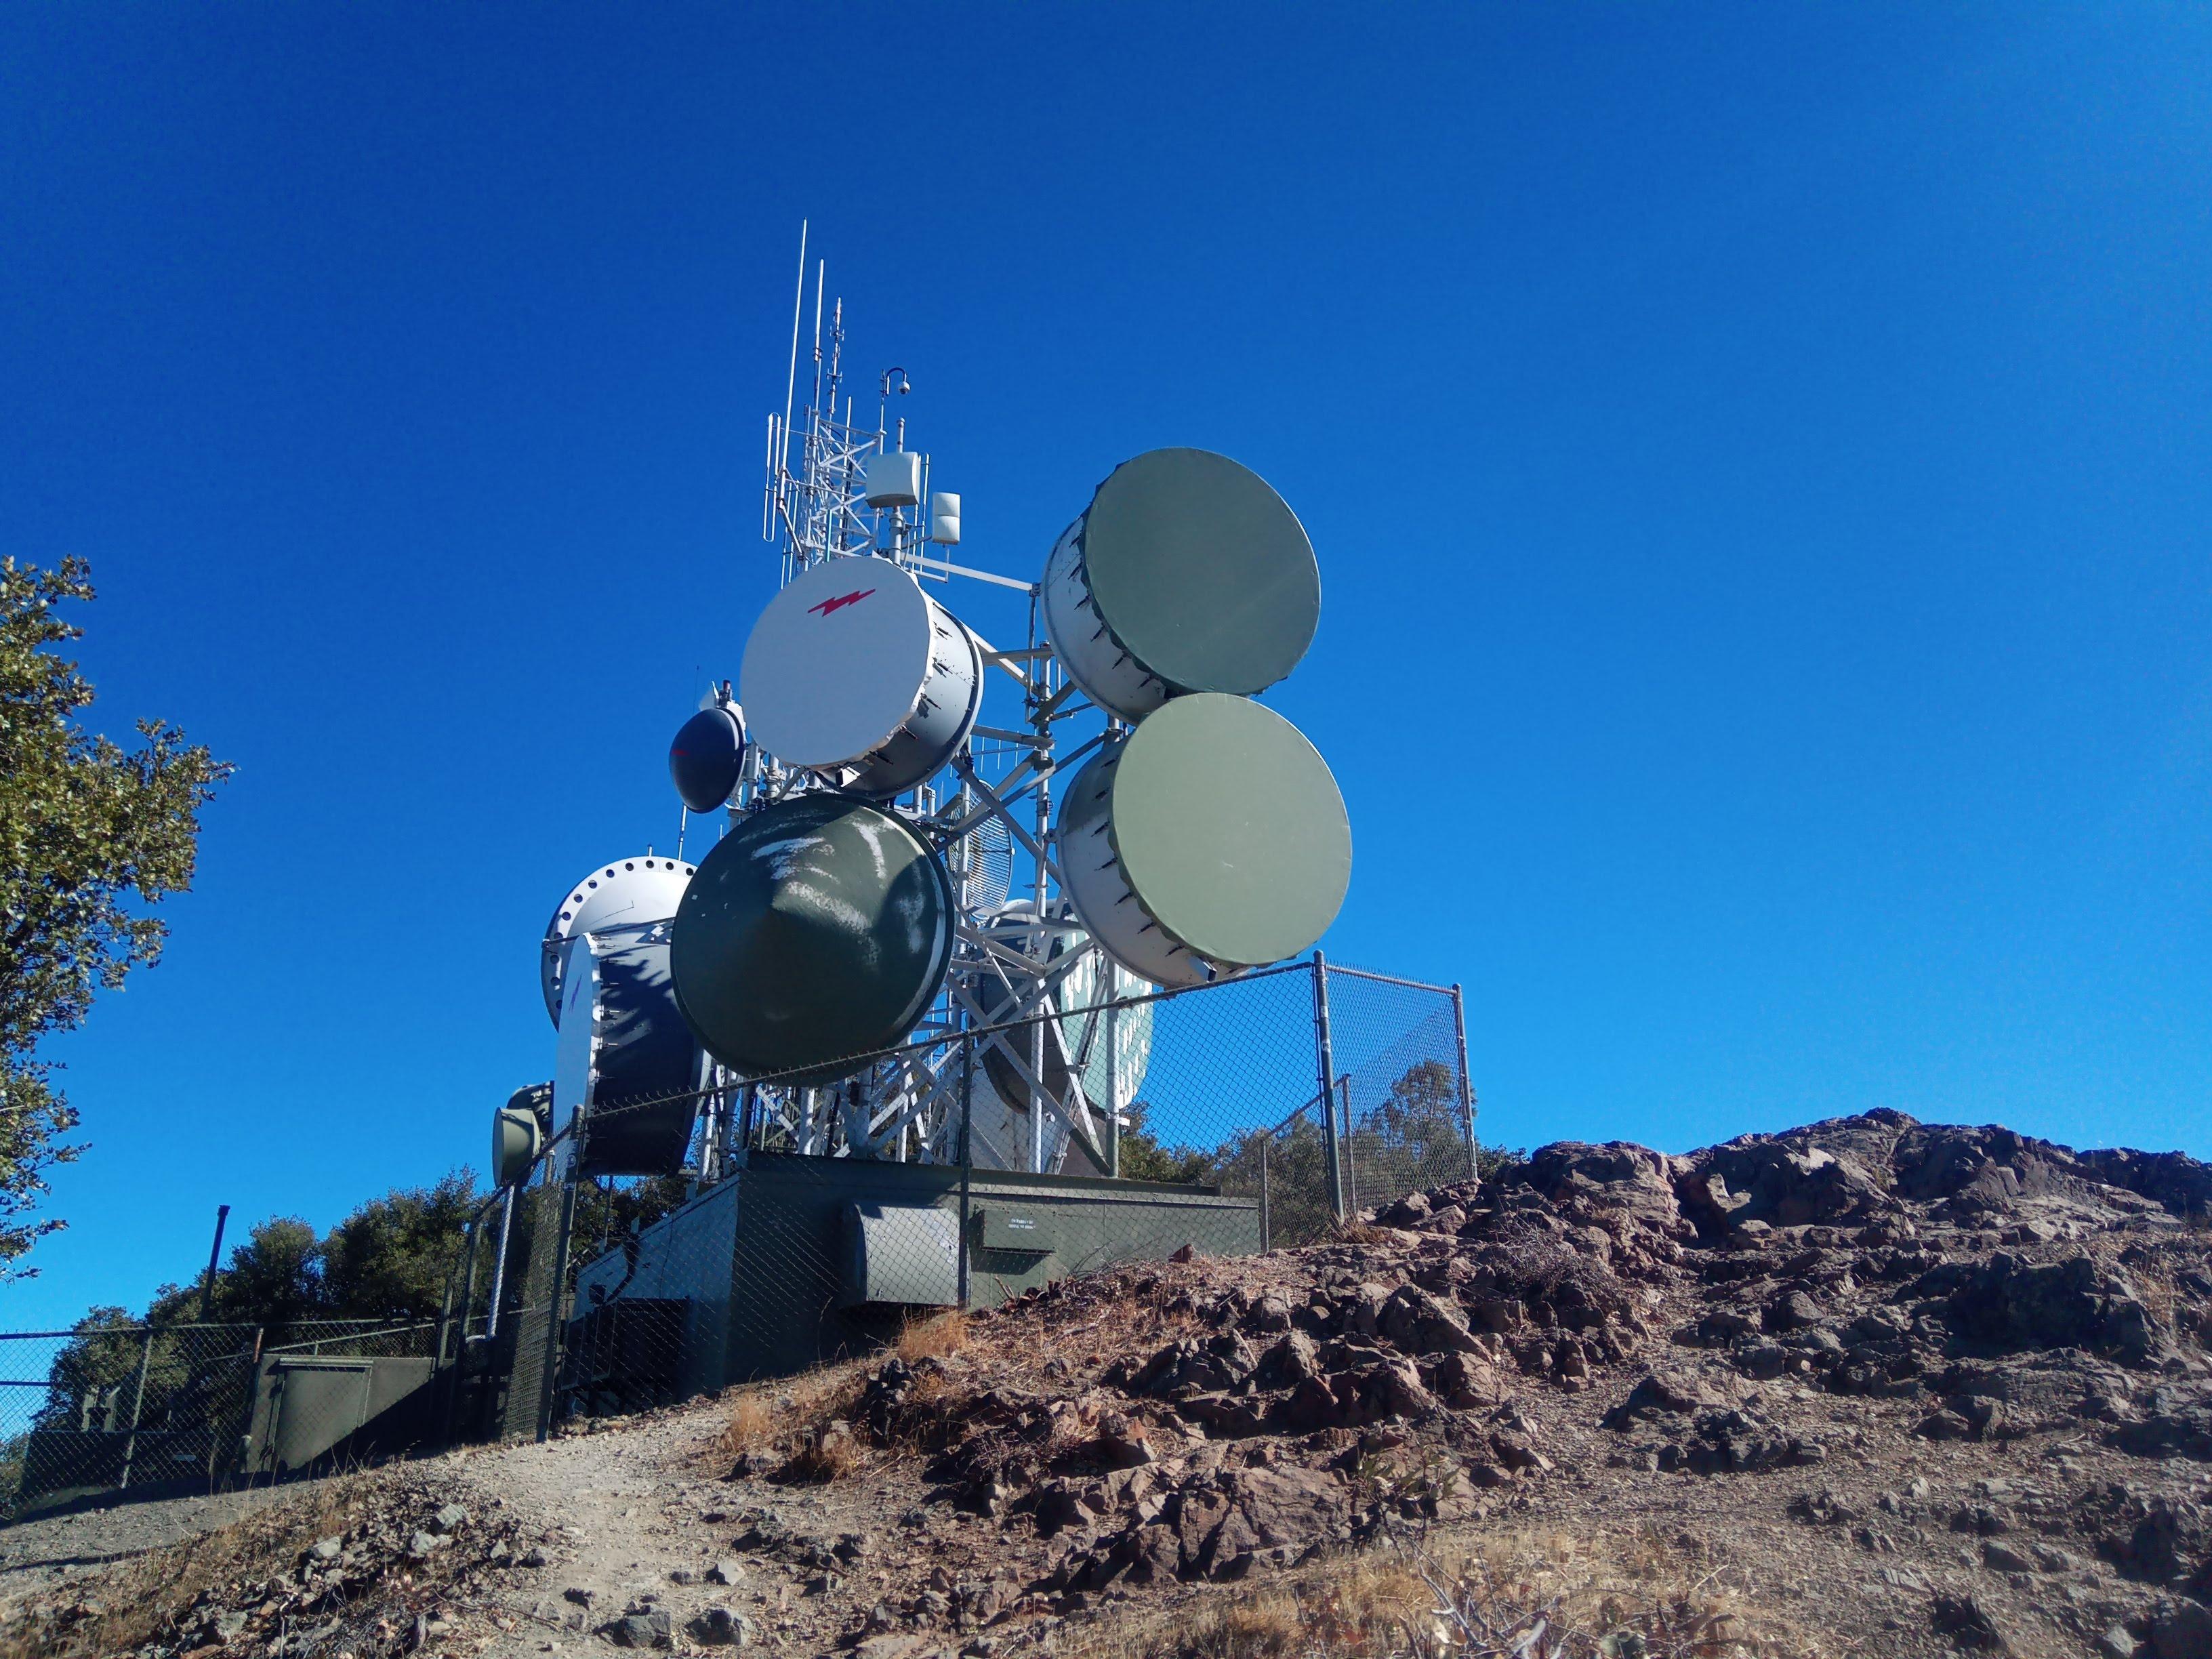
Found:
[863,450,922,507]
[929,492,961,545]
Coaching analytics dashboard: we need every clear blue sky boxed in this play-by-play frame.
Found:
[4,6,2207,1326]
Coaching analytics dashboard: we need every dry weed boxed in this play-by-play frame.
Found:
[897,1310,970,1361]
[1078,1528,1801,1659]
[1083,1557,1446,1659]
[779,1420,862,1483]
[1331,1221,1398,1247]
[2126,1257,2204,1347]
[722,1390,776,1457]
[716,1359,869,1477]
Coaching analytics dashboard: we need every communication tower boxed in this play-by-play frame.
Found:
[531,224,1350,1192]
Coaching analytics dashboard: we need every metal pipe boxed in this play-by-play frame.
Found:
[1315,964,1459,993]
[234,1327,264,1484]
[1311,953,1345,1221]
[783,222,806,450]
[486,1189,514,1339]
[117,1327,155,1489]
[956,1038,974,1310]
[1450,983,1478,1183]
[1259,1137,1271,1251]
[1339,1075,1359,1218]
[436,1258,457,1370]
[456,1212,484,1351]
[198,1205,230,1321]
[1104,1001,1120,1179]
[1029,1012,1046,1175]
[534,1178,580,1443]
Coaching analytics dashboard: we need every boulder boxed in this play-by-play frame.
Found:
[691,1605,759,1647]
[1378,1286,1482,1357]
[1936,1253,2163,1364]
[1931,1592,2011,1654]
[2154,1603,2212,1659]
[1683,1138,1885,1233]
[604,1610,676,1650]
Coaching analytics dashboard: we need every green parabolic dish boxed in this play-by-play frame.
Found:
[670,793,954,1085]
[1111,693,1351,968]
[1084,449,1321,696]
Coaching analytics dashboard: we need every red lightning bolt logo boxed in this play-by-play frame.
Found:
[808,588,876,617]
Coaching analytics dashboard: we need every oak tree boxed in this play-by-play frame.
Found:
[0,556,230,1275]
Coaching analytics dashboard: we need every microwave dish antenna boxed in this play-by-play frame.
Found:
[540,855,696,1025]
[532,231,1355,1184]
[739,558,983,797]
[670,791,956,1086]
[1059,694,1349,987]
[669,696,749,814]
[1043,448,1319,722]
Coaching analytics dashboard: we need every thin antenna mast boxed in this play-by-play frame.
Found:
[811,260,825,411]
[783,222,806,449]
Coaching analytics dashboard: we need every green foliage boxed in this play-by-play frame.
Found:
[1342,1057,1472,1209]
[322,1172,479,1322]
[571,1173,691,1259]
[1216,1113,1338,1248]
[1118,1059,1486,1250]
[56,1173,486,1347]
[1114,1101,1219,1187]
[24,1172,491,1490]
[30,1307,144,1432]
[0,556,231,1276]
[1476,1142,1530,1182]
[206,1218,325,1328]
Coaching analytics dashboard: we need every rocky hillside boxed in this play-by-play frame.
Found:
[12,1109,2212,1659]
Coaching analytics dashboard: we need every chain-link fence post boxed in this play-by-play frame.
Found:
[533,1176,579,1443]
[115,1326,155,1490]
[1259,1139,1271,1250]
[228,1328,264,1483]
[1311,952,1345,1221]
[1338,1074,1358,1217]
[1104,1000,1120,1178]
[956,1034,973,1311]
[1450,981,1477,1181]
[454,1210,484,1361]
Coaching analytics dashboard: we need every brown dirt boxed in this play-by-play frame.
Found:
[13,1108,2212,1659]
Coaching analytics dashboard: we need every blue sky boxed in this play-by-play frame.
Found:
[3,5,2208,1325]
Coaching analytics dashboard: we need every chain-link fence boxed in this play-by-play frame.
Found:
[0,1317,462,1520]
[0,954,1479,1515]
[541,954,1475,1435]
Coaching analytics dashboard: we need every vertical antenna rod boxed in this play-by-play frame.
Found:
[783,222,806,453]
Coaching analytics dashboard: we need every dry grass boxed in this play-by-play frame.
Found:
[1076,1527,1799,1659]
[723,1390,777,1457]
[780,1420,863,1483]
[2123,1254,2210,1347]
[714,1357,871,1479]
[896,1309,970,1361]
[1331,1221,1399,1248]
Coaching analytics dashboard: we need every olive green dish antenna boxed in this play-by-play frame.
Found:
[492,1092,546,1189]
[1042,448,1321,721]
[1059,693,1351,987]
[670,792,956,1086]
